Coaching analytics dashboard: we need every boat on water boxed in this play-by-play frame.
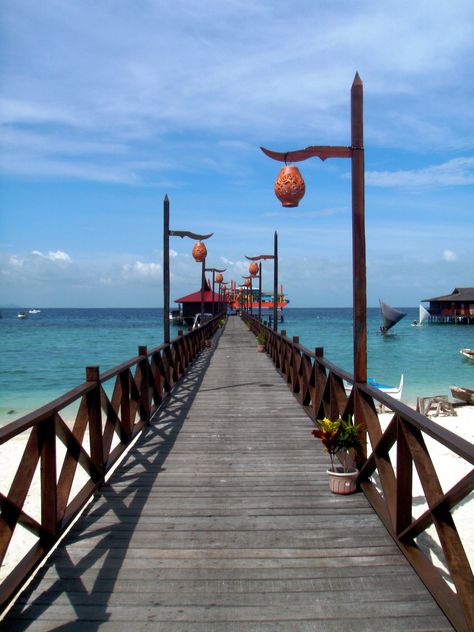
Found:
[17,312,27,319]
[412,304,430,327]
[192,312,213,330]
[379,299,406,334]
[169,308,183,325]
[460,348,474,361]
[344,374,404,401]
[229,285,289,312]
[450,385,474,404]
[28,308,41,314]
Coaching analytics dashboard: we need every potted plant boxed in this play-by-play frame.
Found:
[256,331,265,352]
[311,416,361,494]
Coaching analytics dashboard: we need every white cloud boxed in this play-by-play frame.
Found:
[366,157,474,188]
[8,255,24,268]
[32,250,72,263]
[121,261,161,279]
[442,249,457,262]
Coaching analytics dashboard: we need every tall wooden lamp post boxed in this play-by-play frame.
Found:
[205,267,226,315]
[241,276,253,314]
[260,73,366,450]
[163,195,213,344]
[245,231,279,330]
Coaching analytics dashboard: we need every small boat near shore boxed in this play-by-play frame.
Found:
[450,385,474,404]
[17,312,27,319]
[344,374,404,401]
[460,348,474,361]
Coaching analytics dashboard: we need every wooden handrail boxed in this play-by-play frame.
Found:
[242,312,474,632]
[0,313,224,613]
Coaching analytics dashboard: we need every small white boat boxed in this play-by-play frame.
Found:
[344,374,404,401]
[17,312,27,319]
[192,312,213,330]
[450,385,474,404]
[412,304,430,327]
[460,349,474,361]
[28,308,41,314]
[169,309,183,324]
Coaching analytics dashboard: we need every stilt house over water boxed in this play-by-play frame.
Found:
[175,280,223,326]
[423,287,474,323]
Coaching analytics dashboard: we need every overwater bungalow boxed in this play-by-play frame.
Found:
[175,280,224,326]
[423,286,474,323]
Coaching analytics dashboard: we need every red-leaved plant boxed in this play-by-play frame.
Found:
[312,416,361,472]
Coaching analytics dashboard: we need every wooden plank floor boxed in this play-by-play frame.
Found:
[1,316,453,631]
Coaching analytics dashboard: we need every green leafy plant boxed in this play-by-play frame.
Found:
[312,416,361,472]
[218,319,225,327]
[256,331,265,345]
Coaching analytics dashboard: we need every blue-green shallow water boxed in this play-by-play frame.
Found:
[1,307,473,425]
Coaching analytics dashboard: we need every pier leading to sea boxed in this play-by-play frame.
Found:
[1,315,469,631]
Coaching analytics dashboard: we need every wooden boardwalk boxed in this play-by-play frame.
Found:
[1,317,453,631]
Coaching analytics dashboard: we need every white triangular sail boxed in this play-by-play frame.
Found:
[419,304,430,325]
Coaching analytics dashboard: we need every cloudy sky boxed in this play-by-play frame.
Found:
[1,0,473,307]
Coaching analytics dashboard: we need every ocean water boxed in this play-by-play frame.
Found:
[1,307,473,426]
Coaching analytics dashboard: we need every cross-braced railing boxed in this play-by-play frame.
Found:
[243,312,474,632]
[0,315,223,612]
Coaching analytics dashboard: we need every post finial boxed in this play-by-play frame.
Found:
[164,193,169,202]
[352,72,362,86]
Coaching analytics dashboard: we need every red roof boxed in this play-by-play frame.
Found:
[175,280,220,304]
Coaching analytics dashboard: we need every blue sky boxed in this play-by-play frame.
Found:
[1,0,473,308]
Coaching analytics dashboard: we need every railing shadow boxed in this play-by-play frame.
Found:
[1,339,218,630]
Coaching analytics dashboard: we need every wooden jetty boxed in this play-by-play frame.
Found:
[1,316,459,631]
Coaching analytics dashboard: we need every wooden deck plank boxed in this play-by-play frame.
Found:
[1,316,453,631]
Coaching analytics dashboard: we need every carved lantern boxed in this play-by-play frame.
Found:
[248,262,259,276]
[192,241,207,262]
[215,272,223,283]
[244,279,251,287]
[274,165,305,207]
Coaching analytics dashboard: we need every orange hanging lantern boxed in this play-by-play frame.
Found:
[274,165,305,207]
[248,262,259,276]
[192,241,207,262]
[215,272,223,283]
[220,283,227,291]
[244,279,251,287]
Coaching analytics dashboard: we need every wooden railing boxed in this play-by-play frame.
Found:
[243,312,474,632]
[0,315,223,612]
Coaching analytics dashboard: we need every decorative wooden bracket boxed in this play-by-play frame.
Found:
[260,145,353,163]
[169,230,214,240]
[245,254,275,261]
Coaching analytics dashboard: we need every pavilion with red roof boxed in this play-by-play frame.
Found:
[174,280,226,324]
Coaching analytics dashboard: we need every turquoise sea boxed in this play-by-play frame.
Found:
[1,307,473,426]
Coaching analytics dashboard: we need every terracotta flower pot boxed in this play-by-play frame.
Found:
[327,467,358,495]
[256,344,265,352]
[274,165,305,207]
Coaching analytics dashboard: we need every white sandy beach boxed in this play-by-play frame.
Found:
[0,404,473,589]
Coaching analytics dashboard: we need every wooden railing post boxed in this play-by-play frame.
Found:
[120,368,132,439]
[138,346,151,424]
[86,366,104,479]
[40,415,58,541]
